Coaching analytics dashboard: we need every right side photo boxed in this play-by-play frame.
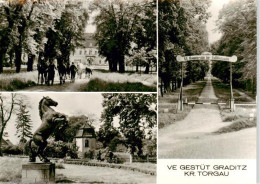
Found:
[158,0,257,159]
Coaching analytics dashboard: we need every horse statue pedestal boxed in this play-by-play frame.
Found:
[22,163,55,183]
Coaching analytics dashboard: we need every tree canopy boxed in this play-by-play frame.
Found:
[100,93,157,155]
[92,0,156,73]
[211,0,256,93]
[159,0,210,95]
[0,0,88,73]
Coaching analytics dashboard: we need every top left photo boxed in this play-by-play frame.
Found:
[0,0,157,92]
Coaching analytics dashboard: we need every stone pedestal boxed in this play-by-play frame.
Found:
[22,163,55,183]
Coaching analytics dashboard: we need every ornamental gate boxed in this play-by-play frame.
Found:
[176,52,237,111]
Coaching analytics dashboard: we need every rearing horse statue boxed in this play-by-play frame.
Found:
[28,96,68,163]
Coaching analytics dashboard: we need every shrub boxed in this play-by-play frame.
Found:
[2,145,23,155]
[84,150,95,159]
[44,141,78,159]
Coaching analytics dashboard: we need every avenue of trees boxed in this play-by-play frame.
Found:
[0,0,156,75]
[159,0,210,95]
[0,0,88,73]
[211,0,256,94]
[92,0,156,73]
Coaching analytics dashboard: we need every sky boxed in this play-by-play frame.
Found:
[4,93,103,144]
[206,0,230,44]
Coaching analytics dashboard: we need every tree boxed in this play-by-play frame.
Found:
[159,0,210,95]
[0,0,65,73]
[101,93,157,156]
[132,0,156,73]
[54,115,94,143]
[55,1,89,67]
[15,100,33,144]
[211,0,256,94]
[92,0,152,73]
[0,93,18,156]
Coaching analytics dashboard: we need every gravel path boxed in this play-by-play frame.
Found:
[159,77,256,159]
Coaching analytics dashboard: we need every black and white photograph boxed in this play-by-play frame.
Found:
[0,93,157,183]
[0,0,156,92]
[158,0,257,159]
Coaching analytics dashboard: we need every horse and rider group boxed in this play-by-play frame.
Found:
[37,57,93,86]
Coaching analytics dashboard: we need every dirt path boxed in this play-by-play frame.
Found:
[158,77,256,159]
[56,164,156,183]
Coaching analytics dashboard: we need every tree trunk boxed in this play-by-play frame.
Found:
[0,52,5,73]
[15,44,22,73]
[119,58,125,73]
[0,127,4,156]
[118,55,125,73]
[144,62,150,74]
[27,54,35,71]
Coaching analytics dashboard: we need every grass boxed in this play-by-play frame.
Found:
[211,78,257,133]
[0,71,37,91]
[211,78,255,103]
[79,78,156,92]
[0,157,27,182]
[214,117,256,134]
[1,67,157,91]
[158,80,206,129]
[215,104,257,133]
[0,156,156,183]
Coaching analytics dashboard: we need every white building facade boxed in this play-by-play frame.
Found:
[70,33,107,66]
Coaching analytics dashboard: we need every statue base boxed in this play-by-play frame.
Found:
[22,163,55,183]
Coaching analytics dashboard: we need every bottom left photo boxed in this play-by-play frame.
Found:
[0,92,157,183]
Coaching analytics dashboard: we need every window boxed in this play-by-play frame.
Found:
[85,139,89,147]
[79,50,82,55]
[89,50,92,55]
[89,43,93,47]
[95,51,98,55]
[84,50,87,55]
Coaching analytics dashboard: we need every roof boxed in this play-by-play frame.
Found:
[83,33,97,48]
[1,138,13,147]
[75,123,96,138]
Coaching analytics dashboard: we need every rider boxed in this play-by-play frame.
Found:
[70,62,77,82]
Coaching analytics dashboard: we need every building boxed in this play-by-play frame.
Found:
[74,124,96,158]
[1,138,13,148]
[70,33,107,66]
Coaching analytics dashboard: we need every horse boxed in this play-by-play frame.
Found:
[47,63,56,86]
[28,96,68,163]
[58,63,67,85]
[85,67,92,78]
[37,63,48,85]
[70,63,77,83]
[77,63,84,79]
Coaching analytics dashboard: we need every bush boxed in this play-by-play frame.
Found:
[2,145,23,155]
[44,141,78,159]
[84,150,95,159]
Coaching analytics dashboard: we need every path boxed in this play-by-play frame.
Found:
[56,164,156,184]
[159,77,256,159]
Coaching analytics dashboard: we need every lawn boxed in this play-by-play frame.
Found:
[159,80,206,128]
[211,78,256,103]
[0,156,156,183]
[0,68,157,92]
[211,78,257,133]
